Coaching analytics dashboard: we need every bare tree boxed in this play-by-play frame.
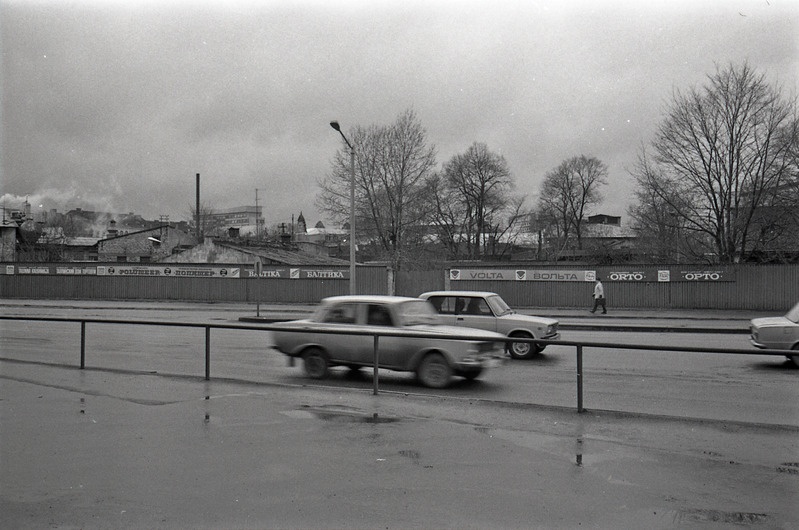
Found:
[317,109,437,270]
[431,142,517,259]
[627,149,704,263]
[537,155,608,257]
[185,202,216,238]
[425,173,467,258]
[629,62,799,263]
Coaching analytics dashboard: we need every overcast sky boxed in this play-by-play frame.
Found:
[1,0,797,228]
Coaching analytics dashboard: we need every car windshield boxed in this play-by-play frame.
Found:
[486,295,513,316]
[398,300,443,326]
[786,302,799,323]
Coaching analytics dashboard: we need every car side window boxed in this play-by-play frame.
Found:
[322,303,357,324]
[466,297,490,315]
[367,304,393,326]
[455,297,467,315]
[428,296,455,314]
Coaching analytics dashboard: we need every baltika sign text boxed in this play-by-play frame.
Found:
[246,268,350,279]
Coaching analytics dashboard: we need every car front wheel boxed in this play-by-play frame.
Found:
[789,344,799,368]
[303,347,329,379]
[508,331,538,359]
[417,353,452,388]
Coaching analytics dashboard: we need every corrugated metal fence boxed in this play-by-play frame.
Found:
[1,262,797,310]
[437,263,799,311]
[0,263,389,303]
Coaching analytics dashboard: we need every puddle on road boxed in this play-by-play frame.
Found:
[280,407,400,424]
[476,426,618,468]
[676,508,769,525]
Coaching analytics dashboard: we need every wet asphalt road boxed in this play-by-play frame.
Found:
[1,301,798,528]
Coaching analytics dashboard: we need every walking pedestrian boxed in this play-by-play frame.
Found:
[590,276,607,314]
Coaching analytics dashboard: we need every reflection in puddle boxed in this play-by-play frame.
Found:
[677,508,769,525]
[476,427,615,467]
[280,409,400,424]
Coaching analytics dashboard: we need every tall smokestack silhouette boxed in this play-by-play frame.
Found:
[195,173,201,240]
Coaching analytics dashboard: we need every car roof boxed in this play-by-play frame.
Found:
[419,291,498,298]
[322,295,421,305]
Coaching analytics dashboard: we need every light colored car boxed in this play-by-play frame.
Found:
[271,295,506,388]
[750,301,799,367]
[419,291,560,360]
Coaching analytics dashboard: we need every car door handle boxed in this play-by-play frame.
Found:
[456,317,464,321]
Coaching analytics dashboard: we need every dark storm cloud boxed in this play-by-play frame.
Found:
[2,0,797,227]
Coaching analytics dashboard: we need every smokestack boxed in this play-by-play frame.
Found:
[196,173,201,240]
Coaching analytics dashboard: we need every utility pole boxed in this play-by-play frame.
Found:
[329,121,356,294]
[195,173,201,240]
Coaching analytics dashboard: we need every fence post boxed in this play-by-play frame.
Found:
[373,335,379,395]
[205,326,211,381]
[577,345,584,413]
[80,321,86,369]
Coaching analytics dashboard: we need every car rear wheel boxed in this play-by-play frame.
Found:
[508,331,539,359]
[417,353,452,388]
[303,347,329,379]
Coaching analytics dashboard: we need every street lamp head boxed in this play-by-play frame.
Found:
[329,121,341,132]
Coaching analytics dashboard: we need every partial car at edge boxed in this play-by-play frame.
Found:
[271,295,506,388]
[419,291,560,360]
[750,301,799,367]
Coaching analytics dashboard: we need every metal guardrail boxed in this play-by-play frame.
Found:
[1,315,794,413]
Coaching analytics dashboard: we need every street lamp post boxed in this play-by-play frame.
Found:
[329,121,356,294]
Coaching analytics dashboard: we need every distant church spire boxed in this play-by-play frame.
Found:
[297,211,307,233]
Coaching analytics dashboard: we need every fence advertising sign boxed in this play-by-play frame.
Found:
[4,264,349,280]
[56,266,98,275]
[676,269,733,281]
[450,267,735,282]
[97,266,240,278]
[607,270,652,281]
[247,268,350,279]
[15,266,52,274]
[450,269,593,282]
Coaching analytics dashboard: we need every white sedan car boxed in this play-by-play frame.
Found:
[419,291,560,359]
[271,295,506,388]
[750,301,799,367]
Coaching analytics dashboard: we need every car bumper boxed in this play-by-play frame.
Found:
[456,354,505,369]
[750,335,795,352]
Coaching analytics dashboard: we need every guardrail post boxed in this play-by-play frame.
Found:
[80,321,86,369]
[373,335,379,395]
[576,345,584,413]
[205,326,211,381]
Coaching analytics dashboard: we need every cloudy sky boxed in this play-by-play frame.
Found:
[1,0,797,229]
